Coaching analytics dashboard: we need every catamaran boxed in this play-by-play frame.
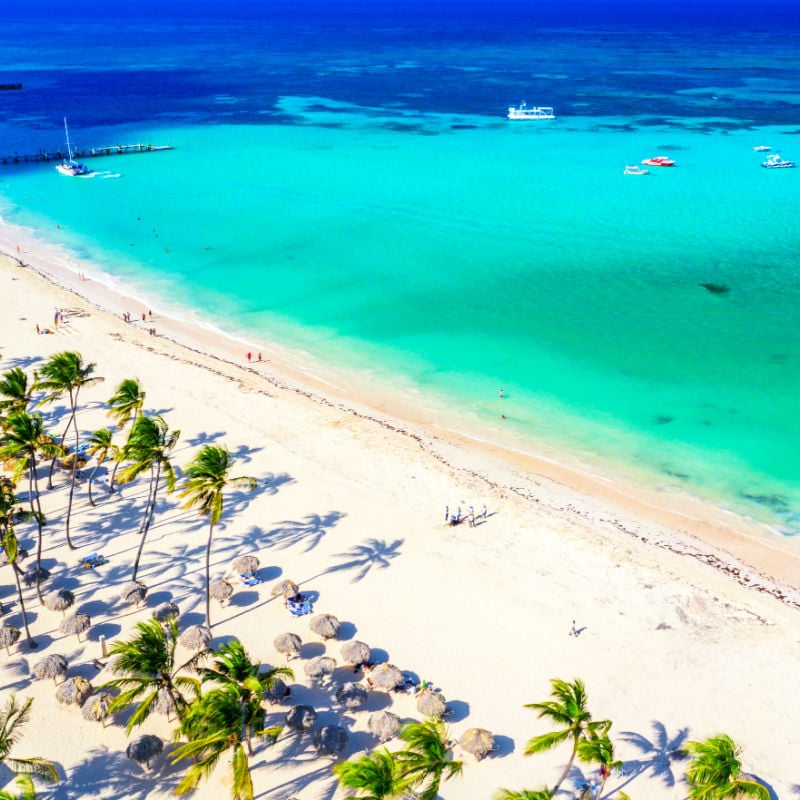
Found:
[507,103,555,120]
[55,118,92,176]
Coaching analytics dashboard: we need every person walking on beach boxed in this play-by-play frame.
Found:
[444,505,449,522]
[569,620,580,637]
[247,352,252,362]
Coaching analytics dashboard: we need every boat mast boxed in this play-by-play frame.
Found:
[63,117,73,162]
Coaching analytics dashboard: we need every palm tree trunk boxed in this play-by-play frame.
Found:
[64,389,81,549]
[205,520,215,628]
[552,741,579,796]
[12,554,37,649]
[132,464,160,581]
[87,459,102,507]
[137,468,157,536]
[29,460,46,603]
[47,411,74,490]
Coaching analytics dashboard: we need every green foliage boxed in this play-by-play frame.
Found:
[494,789,553,800]
[685,735,769,800]
[0,368,34,418]
[334,748,408,800]
[107,378,145,429]
[396,719,463,800]
[0,696,59,783]
[0,774,38,800]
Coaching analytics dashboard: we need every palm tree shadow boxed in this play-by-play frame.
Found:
[616,721,690,792]
[324,538,403,583]
[254,763,335,800]
[262,471,295,496]
[262,511,346,552]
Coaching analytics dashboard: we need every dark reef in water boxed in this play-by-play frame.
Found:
[700,283,730,295]
[655,415,674,425]
[740,492,790,511]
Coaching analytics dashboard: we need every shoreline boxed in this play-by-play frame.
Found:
[2,221,800,605]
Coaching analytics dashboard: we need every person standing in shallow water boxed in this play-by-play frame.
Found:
[246,352,252,362]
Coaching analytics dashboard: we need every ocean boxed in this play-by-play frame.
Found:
[1,1,799,534]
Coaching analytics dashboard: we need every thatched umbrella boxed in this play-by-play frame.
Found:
[81,692,114,725]
[313,725,348,757]
[416,691,447,718]
[367,663,403,691]
[210,578,234,606]
[263,678,291,705]
[335,682,368,711]
[232,555,259,575]
[274,632,302,660]
[368,710,401,743]
[33,654,68,684]
[127,735,163,769]
[56,676,92,706]
[60,612,91,642]
[340,640,371,666]
[44,589,75,616]
[180,624,212,651]
[285,704,317,732]
[0,624,21,655]
[22,566,50,588]
[271,579,299,599]
[152,602,179,622]
[460,727,495,761]
[119,581,147,607]
[303,656,336,682]
[309,613,340,640]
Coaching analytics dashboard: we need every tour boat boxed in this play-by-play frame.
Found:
[55,118,92,176]
[507,103,555,120]
[641,156,675,167]
[752,145,771,152]
[761,153,796,169]
[624,165,649,175]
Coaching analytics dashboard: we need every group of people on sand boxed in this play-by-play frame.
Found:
[445,504,488,527]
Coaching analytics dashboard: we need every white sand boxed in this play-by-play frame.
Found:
[1,231,799,800]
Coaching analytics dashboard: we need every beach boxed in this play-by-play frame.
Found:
[1,228,799,800]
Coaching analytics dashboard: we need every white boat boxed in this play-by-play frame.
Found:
[55,118,92,176]
[753,145,771,152]
[624,165,649,175]
[507,103,555,120]
[761,153,796,169]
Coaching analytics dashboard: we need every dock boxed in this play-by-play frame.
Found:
[0,142,173,167]
[0,83,22,91]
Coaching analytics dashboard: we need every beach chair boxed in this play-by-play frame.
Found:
[78,553,98,566]
[240,573,262,587]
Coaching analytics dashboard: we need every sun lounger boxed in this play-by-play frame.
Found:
[78,553,98,564]
[240,573,262,586]
[288,600,313,617]
[78,553,109,569]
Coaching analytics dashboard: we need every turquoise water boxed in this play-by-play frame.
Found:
[3,109,799,532]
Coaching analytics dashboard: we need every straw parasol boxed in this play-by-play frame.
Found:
[416,691,447,718]
[334,682,368,710]
[232,555,259,575]
[33,654,68,684]
[274,632,302,660]
[460,727,495,761]
[0,624,21,655]
[45,589,76,616]
[22,566,50,588]
[81,692,114,725]
[340,640,371,666]
[60,612,91,642]
[309,613,340,640]
[119,581,147,607]
[366,663,403,691]
[152,601,180,622]
[313,725,348,757]
[56,676,92,706]
[285,704,317,732]
[263,678,291,705]
[127,735,163,769]
[368,710,401,743]
[180,624,212,651]
[210,578,234,606]
[303,656,336,682]
[271,579,299,598]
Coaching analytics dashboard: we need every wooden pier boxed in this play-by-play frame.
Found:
[0,142,173,167]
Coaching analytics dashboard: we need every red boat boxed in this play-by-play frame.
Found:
[642,156,676,167]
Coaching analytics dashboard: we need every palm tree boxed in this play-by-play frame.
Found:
[524,678,610,796]
[0,774,37,800]
[199,638,293,755]
[106,378,145,490]
[0,368,34,419]
[334,748,408,800]
[1,527,37,650]
[116,414,179,579]
[34,351,104,547]
[395,719,463,800]
[179,445,256,628]
[84,427,117,507]
[172,684,280,800]
[0,695,59,783]
[685,734,769,800]
[576,729,622,797]
[494,790,553,800]
[101,618,204,734]
[0,411,65,601]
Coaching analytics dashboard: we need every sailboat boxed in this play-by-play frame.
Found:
[55,118,92,176]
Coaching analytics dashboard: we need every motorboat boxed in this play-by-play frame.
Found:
[761,153,796,168]
[624,165,649,175]
[642,156,675,167]
[507,103,555,120]
[55,118,92,176]
[753,145,771,152]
